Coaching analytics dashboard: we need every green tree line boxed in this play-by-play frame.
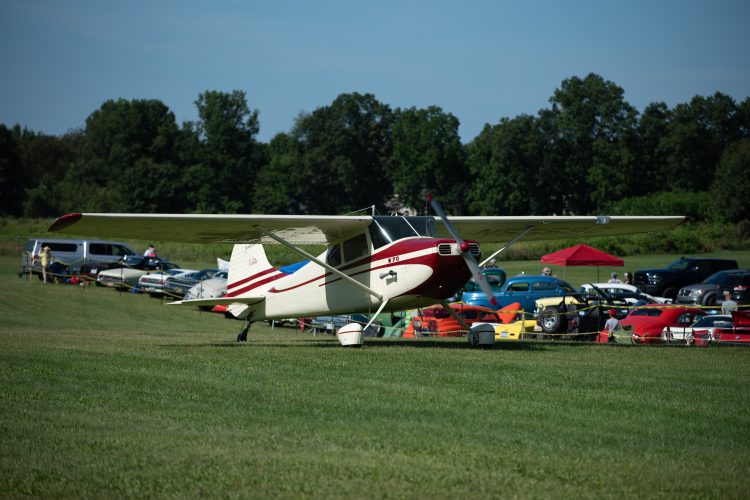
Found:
[1,74,749,224]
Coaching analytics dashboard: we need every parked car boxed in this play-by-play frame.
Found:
[633,257,738,301]
[620,305,707,345]
[184,270,228,302]
[695,310,750,346]
[19,238,137,277]
[578,283,671,304]
[731,282,750,306]
[663,314,733,345]
[676,269,750,306]
[458,267,508,306]
[164,269,220,298]
[96,255,179,290]
[402,303,509,337]
[534,284,650,340]
[139,268,198,297]
[468,274,576,315]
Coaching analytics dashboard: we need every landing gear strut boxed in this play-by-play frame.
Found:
[237,320,253,342]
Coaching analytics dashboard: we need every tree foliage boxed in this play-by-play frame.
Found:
[3,77,749,225]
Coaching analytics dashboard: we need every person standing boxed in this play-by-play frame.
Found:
[608,272,622,284]
[604,308,620,342]
[721,290,738,315]
[144,243,157,258]
[39,246,52,283]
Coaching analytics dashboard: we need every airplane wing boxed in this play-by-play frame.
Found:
[49,212,684,245]
[48,213,371,245]
[435,216,685,242]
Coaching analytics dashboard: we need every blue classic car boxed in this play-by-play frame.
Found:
[462,274,576,313]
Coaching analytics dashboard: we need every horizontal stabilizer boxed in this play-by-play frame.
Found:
[168,296,265,307]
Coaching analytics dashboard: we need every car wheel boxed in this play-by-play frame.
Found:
[541,306,566,334]
[703,294,716,306]
[663,288,678,301]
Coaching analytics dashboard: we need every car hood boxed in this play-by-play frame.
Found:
[535,296,583,308]
[638,268,681,277]
[99,268,147,278]
[680,283,719,292]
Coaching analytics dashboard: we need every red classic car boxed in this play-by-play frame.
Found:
[695,310,750,346]
[620,304,706,345]
[402,303,516,337]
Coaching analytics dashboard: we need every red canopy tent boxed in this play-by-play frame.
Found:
[540,244,623,281]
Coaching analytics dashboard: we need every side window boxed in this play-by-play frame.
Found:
[462,311,478,320]
[327,244,341,267]
[342,233,368,263]
[533,281,557,291]
[509,282,529,292]
[45,242,78,253]
[88,243,107,255]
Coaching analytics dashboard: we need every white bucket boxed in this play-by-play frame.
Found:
[337,322,364,347]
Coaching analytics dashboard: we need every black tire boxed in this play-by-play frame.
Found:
[703,294,716,306]
[541,306,567,334]
[663,287,678,301]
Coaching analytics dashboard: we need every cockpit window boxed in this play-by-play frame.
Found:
[369,216,437,249]
[343,233,368,262]
[326,244,341,267]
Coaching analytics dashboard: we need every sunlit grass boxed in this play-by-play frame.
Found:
[1,255,750,497]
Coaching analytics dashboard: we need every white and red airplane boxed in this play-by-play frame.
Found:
[49,201,684,346]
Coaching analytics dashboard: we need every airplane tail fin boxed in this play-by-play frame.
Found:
[226,244,280,298]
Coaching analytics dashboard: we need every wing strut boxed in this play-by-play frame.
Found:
[254,226,383,301]
[479,226,535,267]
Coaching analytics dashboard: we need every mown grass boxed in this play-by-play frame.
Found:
[2,255,750,498]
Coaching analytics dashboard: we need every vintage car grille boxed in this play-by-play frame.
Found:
[140,277,163,285]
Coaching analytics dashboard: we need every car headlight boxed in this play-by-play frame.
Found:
[689,289,703,296]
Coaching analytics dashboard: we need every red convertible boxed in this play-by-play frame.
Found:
[620,304,706,345]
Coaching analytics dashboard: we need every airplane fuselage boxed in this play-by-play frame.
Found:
[226,236,476,320]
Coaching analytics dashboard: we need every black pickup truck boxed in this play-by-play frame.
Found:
[633,257,738,300]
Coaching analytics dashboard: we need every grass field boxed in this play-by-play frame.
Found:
[2,254,750,498]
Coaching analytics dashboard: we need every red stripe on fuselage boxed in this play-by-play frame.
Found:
[227,267,277,291]
[226,272,287,297]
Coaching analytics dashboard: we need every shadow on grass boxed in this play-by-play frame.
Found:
[163,338,564,351]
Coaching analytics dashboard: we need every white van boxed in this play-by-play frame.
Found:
[19,238,138,277]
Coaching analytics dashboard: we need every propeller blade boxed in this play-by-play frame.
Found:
[462,251,498,307]
[424,191,497,307]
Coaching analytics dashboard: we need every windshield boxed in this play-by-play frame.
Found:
[693,316,732,328]
[667,258,690,271]
[370,216,437,248]
[703,272,727,285]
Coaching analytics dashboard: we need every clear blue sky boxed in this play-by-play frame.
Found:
[2,0,748,143]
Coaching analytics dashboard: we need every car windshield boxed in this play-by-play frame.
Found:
[667,258,691,271]
[693,316,733,328]
[703,272,728,285]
